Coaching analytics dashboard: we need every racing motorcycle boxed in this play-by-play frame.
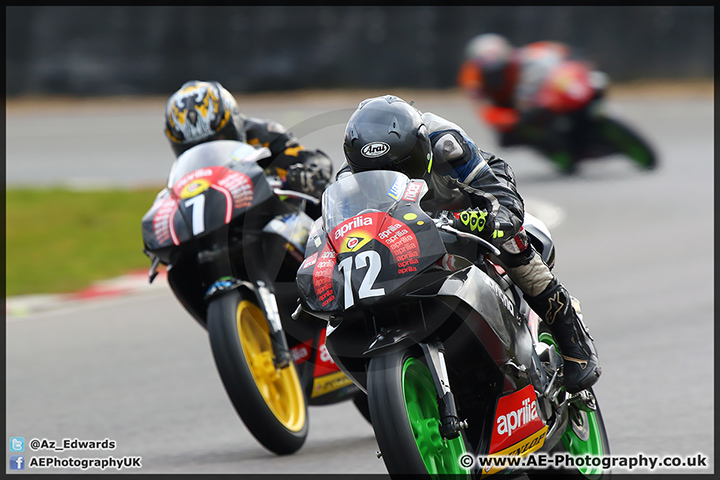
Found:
[481,60,657,174]
[295,170,610,478]
[141,140,369,456]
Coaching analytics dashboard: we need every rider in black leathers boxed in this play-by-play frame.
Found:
[164,80,332,207]
[339,94,601,394]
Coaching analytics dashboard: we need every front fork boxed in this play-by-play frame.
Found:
[205,275,292,370]
[255,280,292,369]
[420,341,468,440]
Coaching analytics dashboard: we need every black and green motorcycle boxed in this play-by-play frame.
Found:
[296,170,610,478]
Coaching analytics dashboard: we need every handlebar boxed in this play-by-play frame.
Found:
[272,188,321,205]
[267,176,321,205]
[433,217,502,257]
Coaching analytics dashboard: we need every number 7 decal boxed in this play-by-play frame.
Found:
[184,194,206,235]
[337,250,385,309]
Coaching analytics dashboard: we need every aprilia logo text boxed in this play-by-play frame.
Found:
[496,397,539,437]
[334,216,373,240]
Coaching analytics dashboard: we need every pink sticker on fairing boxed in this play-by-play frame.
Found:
[401,181,424,202]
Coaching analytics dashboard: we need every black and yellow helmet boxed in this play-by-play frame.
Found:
[164,80,246,157]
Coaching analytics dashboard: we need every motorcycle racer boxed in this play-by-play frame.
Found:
[338,94,601,394]
[164,80,332,200]
[457,33,627,173]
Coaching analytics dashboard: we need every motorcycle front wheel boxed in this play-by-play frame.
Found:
[207,290,308,455]
[597,116,657,170]
[367,349,470,479]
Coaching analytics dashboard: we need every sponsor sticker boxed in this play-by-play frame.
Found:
[386,175,408,201]
[312,242,337,308]
[489,385,545,455]
[172,168,217,197]
[332,215,374,241]
[152,197,178,246]
[401,180,424,202]
[290,340,313,364]
[215,171,254,210]
[179,179,210,199]
[360,142,390,158]
[311,371,354,398]
[341,234,372,253]
[481,426,548,477]
[301,252,319,270]
[312,329,341,377]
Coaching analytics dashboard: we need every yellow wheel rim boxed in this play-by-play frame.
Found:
[237,300,306,432]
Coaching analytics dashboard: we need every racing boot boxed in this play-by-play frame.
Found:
[526,282,601,393]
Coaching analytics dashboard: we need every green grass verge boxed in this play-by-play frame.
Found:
[6,187,165,297]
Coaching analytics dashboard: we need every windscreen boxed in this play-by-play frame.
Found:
[167,140,269,187]
[321,170,409,233]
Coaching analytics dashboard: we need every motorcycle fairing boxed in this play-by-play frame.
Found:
[536,60,595,113]
[308,329,355,400]
[481,384,548,477]
[438,266,548,396]
[400,264,547,396]
[297,231,341,314]
[297,204,447,315]
[142,142,274,253]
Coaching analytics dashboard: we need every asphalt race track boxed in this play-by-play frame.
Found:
[6,87,714,475]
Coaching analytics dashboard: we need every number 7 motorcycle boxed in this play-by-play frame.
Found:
[295,170,610,478]
[141,140,369,456]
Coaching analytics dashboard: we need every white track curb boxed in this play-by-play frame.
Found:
[6,270,168,319]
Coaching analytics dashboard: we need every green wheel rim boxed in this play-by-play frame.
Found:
[601,121,654,168]
[402,357,468,477]
[550,151,575,173]
[539,332,605,479]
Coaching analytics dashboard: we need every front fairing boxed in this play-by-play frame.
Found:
[297,171,447,314]
[141,141,274,259]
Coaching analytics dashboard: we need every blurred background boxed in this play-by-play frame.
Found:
[6,5,714,476]
[6,5,713,96]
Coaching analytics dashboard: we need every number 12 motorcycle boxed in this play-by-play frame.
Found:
[141,140,369,456]
[295,170,610,478]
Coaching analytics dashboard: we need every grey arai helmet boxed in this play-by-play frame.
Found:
[343,95,432,179]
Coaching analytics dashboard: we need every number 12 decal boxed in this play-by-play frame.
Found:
[338,250,385,309]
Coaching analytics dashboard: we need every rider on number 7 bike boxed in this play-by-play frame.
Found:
[337,94,601,394]
[163,80,333,215]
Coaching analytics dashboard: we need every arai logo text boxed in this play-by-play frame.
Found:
[361,142,390,158]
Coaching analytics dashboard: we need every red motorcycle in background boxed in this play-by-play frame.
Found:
[141,140,369,456]
[479,59,658,174]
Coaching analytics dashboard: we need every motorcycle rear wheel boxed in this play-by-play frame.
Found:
[367,349,470,479]
[533,330,611,479]
[207,290,308,455]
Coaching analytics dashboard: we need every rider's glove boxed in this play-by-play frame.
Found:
[285,155,332,198]
[449,207,496,240]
